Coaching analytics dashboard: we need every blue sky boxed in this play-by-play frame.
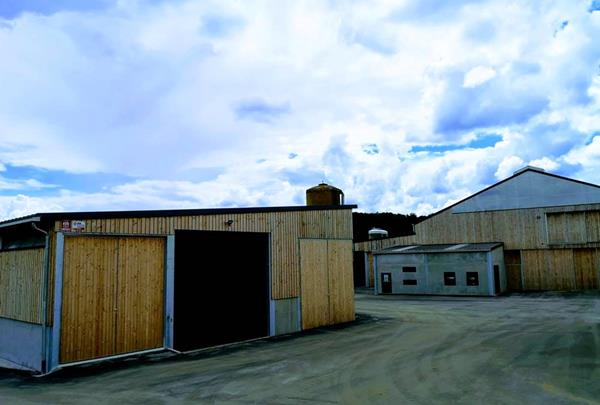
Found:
[0,0,599,219]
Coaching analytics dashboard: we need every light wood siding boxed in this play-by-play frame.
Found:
[356,204,600,253]
[547,212,586,244]
[573,248,599,290]
[520,249,598,291]
[61,237,118,363]
[60,236,164,364]
[300,239,355,329]
[115,237,164,354]
[0,248,44,324]
[585,211,600,242]
[300,240,330,329]
[53,208,353,300]
[327,240,355,324]
[354,204,600,292]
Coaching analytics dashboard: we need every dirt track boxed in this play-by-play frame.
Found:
[1,292,599,404]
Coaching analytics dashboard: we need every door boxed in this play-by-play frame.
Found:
[493,265,501,295]
[299,239,330,329]
[300,239,355,329]
[353,251,366,287]
[173,230,270,351]
[381,272,392,293]
[60,236,165,364]
[504,250,522,291]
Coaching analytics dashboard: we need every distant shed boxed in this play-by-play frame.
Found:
[356,167,600,292]
[0,204,356,373]
[374,243,506,296]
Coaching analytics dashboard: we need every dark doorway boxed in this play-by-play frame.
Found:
[493,265,501,295]
[173,230,270,351]
[381,272,392,294]
[353,251,366,287]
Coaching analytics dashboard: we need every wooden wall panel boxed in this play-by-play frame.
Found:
[116,237,164,355]
[547,213,586,244]
[54,208,354,300]
[0,248,44,324]
[300,239,330,329]
[573,248,599,290]
[355,204,600,254]
[60,237,118,363]
[522,249,576,291]
[328,240,355,324]
[585,212,600,242]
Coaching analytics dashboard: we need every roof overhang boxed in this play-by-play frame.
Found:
[0,216,41,229]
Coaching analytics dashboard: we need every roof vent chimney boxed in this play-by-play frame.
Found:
[513,165,546,175]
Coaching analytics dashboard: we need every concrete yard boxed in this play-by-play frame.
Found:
[1,292,599,404]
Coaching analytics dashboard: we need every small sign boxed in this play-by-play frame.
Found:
[60,220,71,232]
[71,220,86,232]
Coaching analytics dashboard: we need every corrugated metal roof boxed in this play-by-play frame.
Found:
[375,242,503,255]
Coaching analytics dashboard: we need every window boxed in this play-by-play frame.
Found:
[444,272,456,286]
[466,272,479,286]
[403,279,417,285]
[402,266,417,273]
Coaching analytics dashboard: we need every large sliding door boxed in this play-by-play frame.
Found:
[300,239,354,330]
[173,230,270,352]
[60,236,165,364]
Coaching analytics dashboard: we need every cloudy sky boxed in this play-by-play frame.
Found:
[0,0,599,219]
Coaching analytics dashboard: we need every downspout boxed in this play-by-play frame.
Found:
[32,222,50,374]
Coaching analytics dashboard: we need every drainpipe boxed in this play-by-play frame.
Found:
[32,222,50,374]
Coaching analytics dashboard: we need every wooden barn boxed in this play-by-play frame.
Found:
[0,202,356,373]
[356,166,600,292]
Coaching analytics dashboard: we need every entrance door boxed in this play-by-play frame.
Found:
[173,230,270,351]
[353,251,366,287]
[493,265,501,295]
[381,272,392,294]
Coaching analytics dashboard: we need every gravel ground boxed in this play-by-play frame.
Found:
[1,291,599,404]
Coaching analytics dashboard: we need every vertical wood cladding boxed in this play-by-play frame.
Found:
[53,208,354,300]
[355,204,600,291]
[300,239,330,329]
[60,236,164,364]
[327,240,355,324]
[300,239,355,329]
[60,237,118,363]
[0,248,44,324]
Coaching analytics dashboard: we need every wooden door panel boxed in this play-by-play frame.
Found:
[327,240,354,324]
[116,237,165,354]
[573,248,599,290]
[60,237,118,363]
[300,239,330,329]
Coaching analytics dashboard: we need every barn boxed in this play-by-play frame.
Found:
[0,202,356,373]
[356,166,600,292]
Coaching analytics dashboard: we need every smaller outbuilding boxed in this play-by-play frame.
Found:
[374,243,506,296]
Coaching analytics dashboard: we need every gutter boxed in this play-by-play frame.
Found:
[31,222,50,374]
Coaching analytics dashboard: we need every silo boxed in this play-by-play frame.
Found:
[306,183,345,206]
[368,228,388,240]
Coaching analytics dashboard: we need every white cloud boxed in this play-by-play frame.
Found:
[495,156,525,179]
[463,66,497,88]
[0,0,598,218]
